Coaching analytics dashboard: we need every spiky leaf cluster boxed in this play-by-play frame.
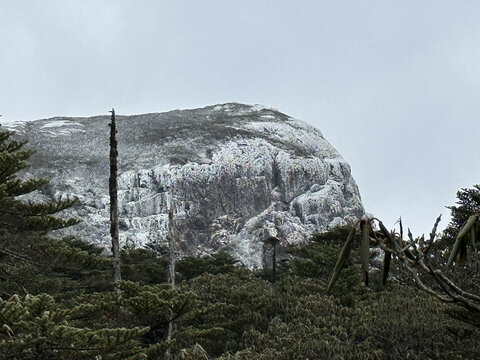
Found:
[0,129,78,235]
[0,128,79,276]
[0,293,151,360]
[175,251,238,281]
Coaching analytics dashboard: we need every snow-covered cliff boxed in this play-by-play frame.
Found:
[8,103,364,269]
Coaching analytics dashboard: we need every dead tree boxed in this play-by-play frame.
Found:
[164,199,177,360]
[376,216,480,312]
[167,201,177,287]
[109,108,121,298]
[328,215,480,313]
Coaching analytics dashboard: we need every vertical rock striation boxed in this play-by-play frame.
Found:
[9,103,364,269]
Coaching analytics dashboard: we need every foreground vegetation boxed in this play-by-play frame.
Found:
[1,127,480,359]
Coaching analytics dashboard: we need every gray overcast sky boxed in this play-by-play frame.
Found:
[2,1,480,236]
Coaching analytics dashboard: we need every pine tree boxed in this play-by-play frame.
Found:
[0,293,153,360]
[175,251,237,281]
[0,279,195,359]
[0,235,113,298]
[444,184,480,240]
[0,129,78,236]
[0,127,80,294]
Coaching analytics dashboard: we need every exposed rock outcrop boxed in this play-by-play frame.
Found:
[8,103,364,269]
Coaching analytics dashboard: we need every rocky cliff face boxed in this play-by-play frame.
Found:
[8,103,364,269]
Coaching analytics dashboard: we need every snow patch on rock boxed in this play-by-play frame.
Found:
[15,103,364,268]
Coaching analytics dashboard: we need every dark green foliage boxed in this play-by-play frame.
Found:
[0,129,78,236]
[311,224,353,245]
[0,293,151,360]
[289,225,363,304]
[176,251,238,281]
[213,283,480,360]
[289,225,353,279]
[0,128,194,359]
[219,293,384,360]
[0,236,112,298]
[0,128,83,297]
[118,281,196,345]
[121,247,169,284]
[357,285,480,360]
[3,223,480,359]
[445,184,480,240]
[2,128,480,359]
[175,269,274,356]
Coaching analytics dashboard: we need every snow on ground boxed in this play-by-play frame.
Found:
[243,120,337,157]
[251,104,279,112]
[1,121,27,131]
[41,120,82,128]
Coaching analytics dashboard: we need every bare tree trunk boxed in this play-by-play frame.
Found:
[109,108,121,299]
[164,201,176,360]
[272,242,277,282]
[167,204,176,287]
[264,236,280,282]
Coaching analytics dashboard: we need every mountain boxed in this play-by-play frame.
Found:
[8,103,364,269]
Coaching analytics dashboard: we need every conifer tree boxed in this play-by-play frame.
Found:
[0,127,79,289]
[0,128,78,236]
[444,184,480,240]
[0,292,154,360]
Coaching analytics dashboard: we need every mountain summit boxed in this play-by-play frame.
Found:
[10,103,364,269]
